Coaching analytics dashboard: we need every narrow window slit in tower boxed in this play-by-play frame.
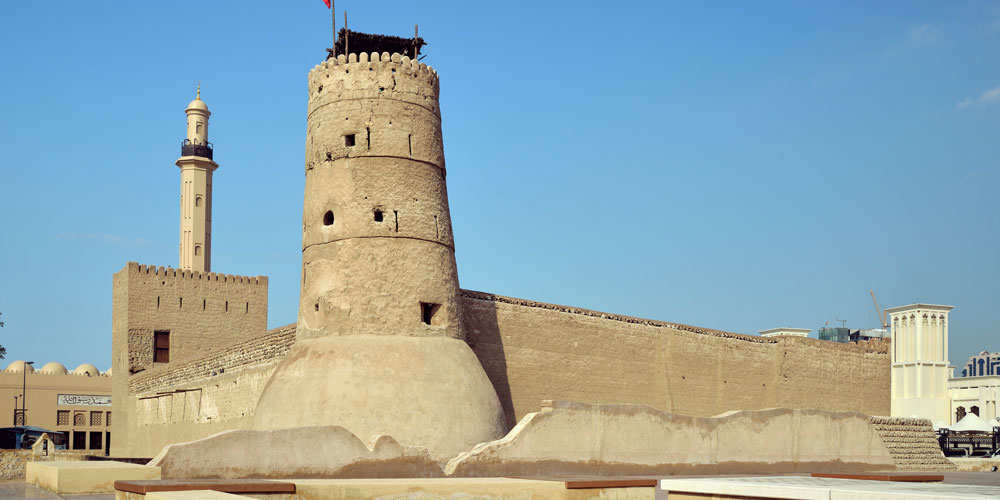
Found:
[374,209,383,222]
[314,303,319,312]
[157,296,160,309]
[393,210,398,232]
[344,134,355,147]
[246,302,249,314]
[366,127,370,150]
[179,297,183,309]
[225,301,229,312]
[408,134,412,156]
[202,299,206,311]
[421,302,441,326]
[323,210,334,226]
[434,215,439,238]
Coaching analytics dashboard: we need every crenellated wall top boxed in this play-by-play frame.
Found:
[307,52,440,108]
[309,52,438,81]
[124,261,267,286]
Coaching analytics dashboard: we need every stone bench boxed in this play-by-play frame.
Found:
[27,461,161,494]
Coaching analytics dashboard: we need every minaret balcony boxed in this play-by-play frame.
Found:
[181,139,213,159]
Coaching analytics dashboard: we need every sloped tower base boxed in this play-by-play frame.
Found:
[252,334,506,462]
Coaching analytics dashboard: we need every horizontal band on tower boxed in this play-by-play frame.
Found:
[302,234,456,253]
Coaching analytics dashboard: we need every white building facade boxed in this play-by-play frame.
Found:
[949,375,999,424]
[758,327,811,338]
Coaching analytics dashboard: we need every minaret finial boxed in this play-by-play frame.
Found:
[196,81,201,100]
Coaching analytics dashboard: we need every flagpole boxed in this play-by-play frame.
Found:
[331,1,336,56]
[344,11,349,56]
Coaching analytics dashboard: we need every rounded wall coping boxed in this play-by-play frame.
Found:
[309,52,438,81]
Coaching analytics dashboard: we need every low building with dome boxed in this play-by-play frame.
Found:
[0,360,111,452]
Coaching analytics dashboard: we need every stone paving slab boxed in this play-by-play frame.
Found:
[659,475,1000,499]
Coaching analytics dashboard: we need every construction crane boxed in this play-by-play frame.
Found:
[870,290,888,329]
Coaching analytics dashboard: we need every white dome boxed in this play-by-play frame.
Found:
[40,362,68,375]
[5,361,35,373]
[72,364,100,376]
[104,367,113,376]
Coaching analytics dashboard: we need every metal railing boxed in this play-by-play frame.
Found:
[938,426,1000,457]
[180,139,213,159]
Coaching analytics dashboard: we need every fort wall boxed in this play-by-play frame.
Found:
[117,325,294,457]
[460,290,891,429]
[111,261,270,457]
[114,284,889,458]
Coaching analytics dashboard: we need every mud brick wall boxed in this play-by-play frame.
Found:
[870,416,956,471]
[461,290,891,430]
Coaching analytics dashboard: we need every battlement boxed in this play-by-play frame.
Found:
[309,52,438,82]
[124,261,267,286]
[307,52,440,111]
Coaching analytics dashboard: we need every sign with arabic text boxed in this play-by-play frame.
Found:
[57,394,111,406]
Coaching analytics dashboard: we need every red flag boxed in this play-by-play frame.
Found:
[322,0,331,8]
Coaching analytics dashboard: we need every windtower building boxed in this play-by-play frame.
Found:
[888,303,954,423]
[176,85,218,272]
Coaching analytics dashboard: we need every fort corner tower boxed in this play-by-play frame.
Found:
[176,85,218,272]
[253,38,505,460]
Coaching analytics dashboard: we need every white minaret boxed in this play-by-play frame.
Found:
[176,84,218,272]
[887,303,954,424]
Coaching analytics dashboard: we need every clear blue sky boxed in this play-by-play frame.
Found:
[0,1,997,372]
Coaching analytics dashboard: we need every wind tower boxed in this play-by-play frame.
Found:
[253,30,505,461]
[176,85,218,272]
[887,303,954,424]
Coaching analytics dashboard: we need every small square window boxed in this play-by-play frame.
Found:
[421,302,442,326]
[345,134,356,147]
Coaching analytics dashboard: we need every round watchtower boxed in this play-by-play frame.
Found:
[297,52,459,339]
[254,51,505,461]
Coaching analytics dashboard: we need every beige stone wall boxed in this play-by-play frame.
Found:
[445,402,895,476]
[461,290,890,429]
[111,262,272,457]
[869,416,956,471]
[0,450,94,480]
[114,286,890,457]
[112,262,268,375]
[118,325,293,457]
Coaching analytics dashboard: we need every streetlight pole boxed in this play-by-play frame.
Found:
[22,361,33,426]
[12,396,18,425]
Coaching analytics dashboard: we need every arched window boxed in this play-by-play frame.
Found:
[195,196,202,207]
[971,405,980,417]
[74,412,86,426]
[194,246,201,256]
[956,406,967,422]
